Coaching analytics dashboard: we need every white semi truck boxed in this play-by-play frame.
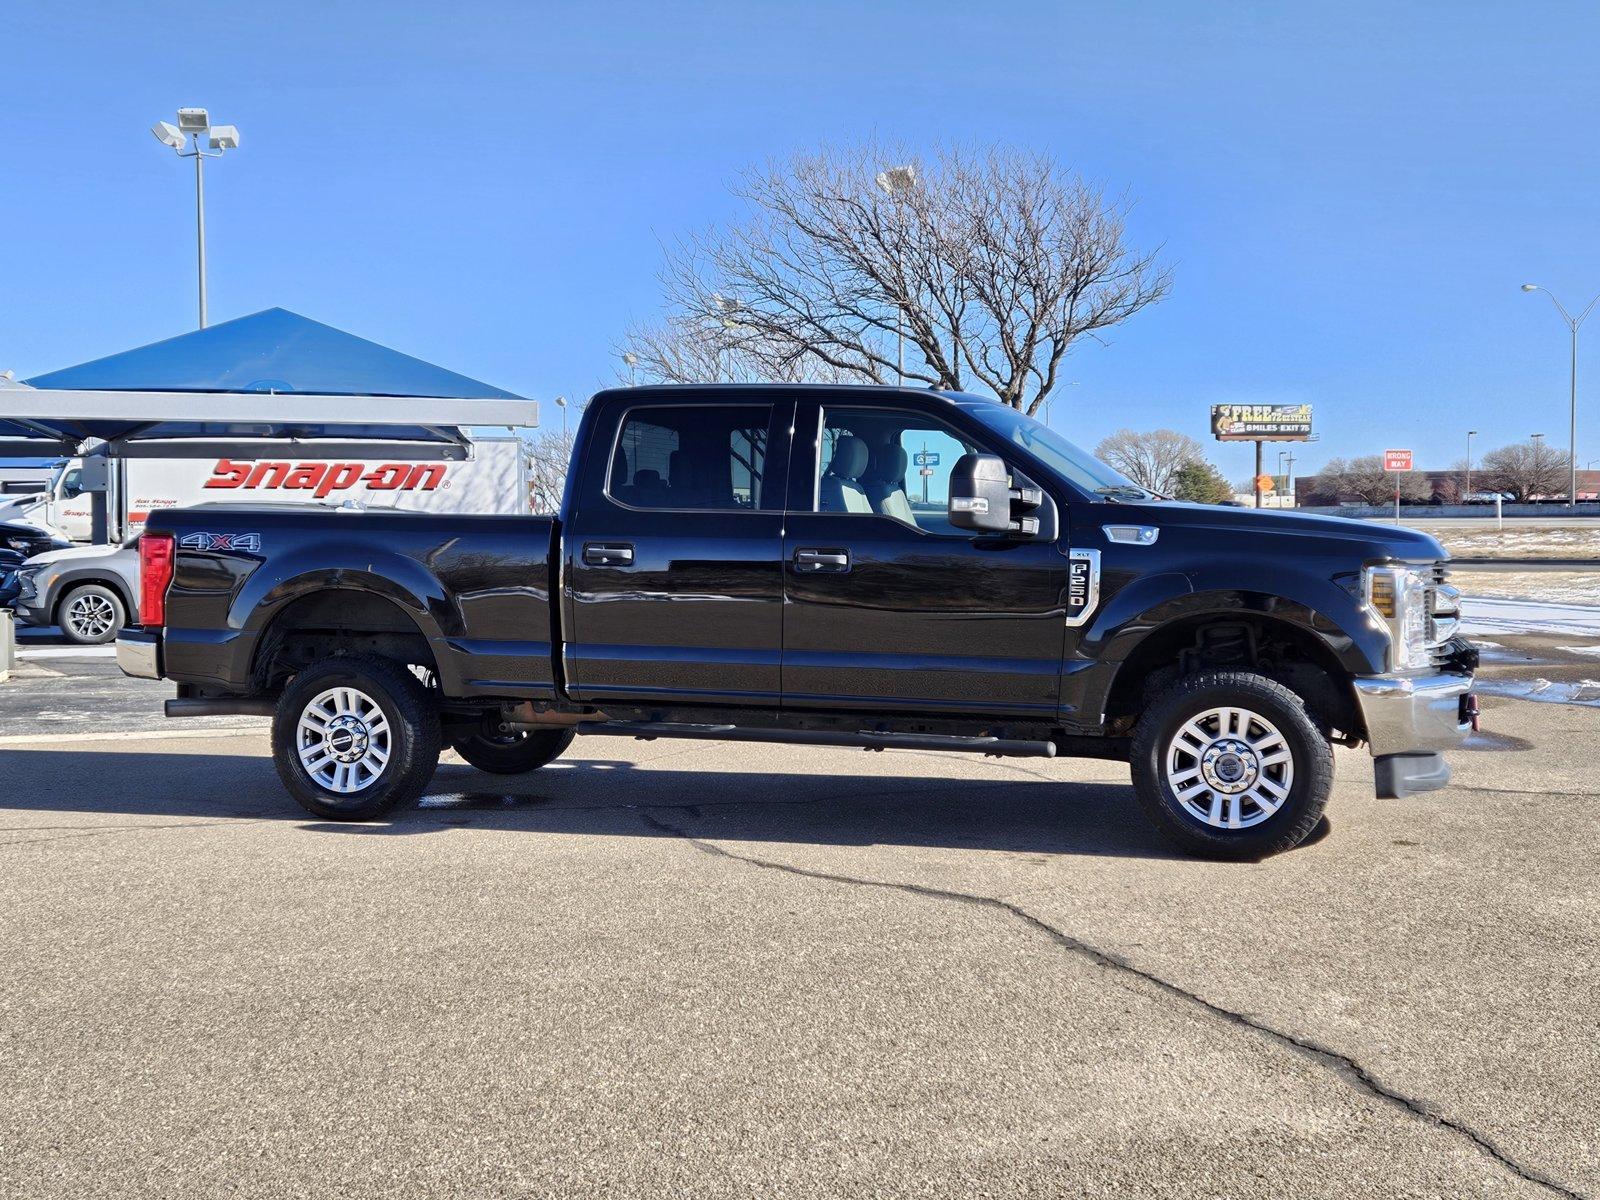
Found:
[0,435,530,544]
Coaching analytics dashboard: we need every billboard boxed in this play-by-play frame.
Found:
[1210,404,1313,441]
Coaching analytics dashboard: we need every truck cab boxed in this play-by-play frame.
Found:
[118,385,1478,858]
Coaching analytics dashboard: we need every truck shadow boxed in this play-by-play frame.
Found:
[0,746,1207,860]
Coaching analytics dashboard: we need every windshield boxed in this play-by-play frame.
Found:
[958,400,1155,499]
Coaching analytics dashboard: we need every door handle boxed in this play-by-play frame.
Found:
[583,542,634,567]
[793,547,850,573]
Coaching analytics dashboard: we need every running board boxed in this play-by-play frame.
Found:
[165,697,277,718]
[577,721,1057,758]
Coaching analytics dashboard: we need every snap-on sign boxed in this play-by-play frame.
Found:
[203,458,449,499]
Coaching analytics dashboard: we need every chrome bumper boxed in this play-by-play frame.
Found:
[116,629,162,680]
[1353,671,1473,758]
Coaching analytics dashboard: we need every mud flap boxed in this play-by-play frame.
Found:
[1374,751,1452,799]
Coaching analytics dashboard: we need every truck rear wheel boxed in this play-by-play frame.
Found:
[450,727,574,774]
[1129,670,1333,859]
[272,656,441,821]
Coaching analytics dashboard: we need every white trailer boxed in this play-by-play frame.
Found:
[1,435,528,543]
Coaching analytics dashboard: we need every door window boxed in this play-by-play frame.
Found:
[608,405,771,511]
[815,407,981,535]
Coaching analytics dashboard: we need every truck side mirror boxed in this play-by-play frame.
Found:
[948,453,1013,534]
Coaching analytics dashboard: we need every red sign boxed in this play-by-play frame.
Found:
[203,458,448,499]
[1383,449,1413,472]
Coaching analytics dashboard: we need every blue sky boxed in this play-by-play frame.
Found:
[4,1,1599,478]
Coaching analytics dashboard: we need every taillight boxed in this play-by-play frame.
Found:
[140,533,175,627]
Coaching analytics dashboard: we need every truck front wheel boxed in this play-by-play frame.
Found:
[1129,670,1333,859]
[272,656,441,821]
[450,727,574,774]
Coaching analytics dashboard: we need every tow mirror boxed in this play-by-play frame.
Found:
[948,453,1013,534]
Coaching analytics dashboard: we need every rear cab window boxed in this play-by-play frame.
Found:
[607,405,772,511]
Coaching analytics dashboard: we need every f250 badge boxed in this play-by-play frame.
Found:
[1064,548,1101,628]
[179,532,262,554]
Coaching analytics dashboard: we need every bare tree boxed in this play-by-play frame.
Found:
[1094,428,1210,494]
[622,142,1170,415]
[619,313,859,385]
[527,430,575,514]
[1478,439,1572,502]
[1319,455,1431,504]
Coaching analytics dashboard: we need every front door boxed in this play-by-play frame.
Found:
[563,397,790,712]
[781,400,1070,720]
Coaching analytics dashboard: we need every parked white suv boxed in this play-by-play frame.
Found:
[13,538,141,645]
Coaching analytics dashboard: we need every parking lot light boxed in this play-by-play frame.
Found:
[1521,282,1600,508]
[152,107,241,330]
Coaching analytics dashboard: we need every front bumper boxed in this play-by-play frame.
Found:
[1353,671,1474,757]
[116,628,163,680]
[1353,670,1475,799]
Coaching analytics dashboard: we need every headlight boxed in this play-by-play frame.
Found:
[1364,564,1431,672]
[14,566,43,602]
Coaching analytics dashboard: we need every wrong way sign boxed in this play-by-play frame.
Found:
[1384,449,1413,472]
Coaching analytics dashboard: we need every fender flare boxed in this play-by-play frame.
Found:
[1065,565,1385,731]
[231,542,459,673]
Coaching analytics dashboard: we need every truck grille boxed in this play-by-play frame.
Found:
[1427,564,1462,669]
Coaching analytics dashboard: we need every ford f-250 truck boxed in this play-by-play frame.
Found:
[116,385,1478,858]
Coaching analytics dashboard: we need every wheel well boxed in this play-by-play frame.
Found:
[1104,615,1360,740]
[251,589,438,692]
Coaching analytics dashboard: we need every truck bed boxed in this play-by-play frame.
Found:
[148,505,559,701]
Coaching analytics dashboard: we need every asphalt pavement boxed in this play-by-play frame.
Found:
[2,644,1598,1197]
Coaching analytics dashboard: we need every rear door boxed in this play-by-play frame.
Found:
[562,395,792,712]
[781,399,1070,719]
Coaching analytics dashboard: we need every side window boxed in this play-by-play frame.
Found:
[608,405,770,511]
[60,469,84,499]
[816,407,981,535]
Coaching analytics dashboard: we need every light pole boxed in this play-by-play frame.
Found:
[554,395,568,441]
[621,352,639,386]
[1285,452,1297,507]
[152,108,240,329]
[1521,283,1599,507]
[875,164,917,384]
[1466,429,1477,500]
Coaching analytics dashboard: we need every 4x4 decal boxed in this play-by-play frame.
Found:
[178,532,262,554]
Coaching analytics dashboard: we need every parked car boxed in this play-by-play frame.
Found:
[13,538,141,644]
[0,516,71,559]
[118,385,1478,859]
[0,548,24,609]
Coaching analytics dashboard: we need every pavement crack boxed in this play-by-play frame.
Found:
[639,809,1585,1200]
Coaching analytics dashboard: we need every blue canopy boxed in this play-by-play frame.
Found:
[0,309,531,458]
[25,307,519,399]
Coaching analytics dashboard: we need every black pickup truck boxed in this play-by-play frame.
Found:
[117,385,1477,858]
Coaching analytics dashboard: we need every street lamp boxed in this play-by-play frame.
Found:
[1521,283,1599,507]
[554,395,568,441]
[1466,429,1477,500]
[621,352,638,386]
[875,164,917,384]
[152,107,240,329]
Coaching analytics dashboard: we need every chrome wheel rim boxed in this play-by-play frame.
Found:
[296,686,392,794]
[65,593,116,638]
[1165,706,1294,830]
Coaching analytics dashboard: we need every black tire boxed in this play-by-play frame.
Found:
[57,583,125,644]
[450,727,575,774]
[271,656,441,821]
[1130,669,1333,860]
